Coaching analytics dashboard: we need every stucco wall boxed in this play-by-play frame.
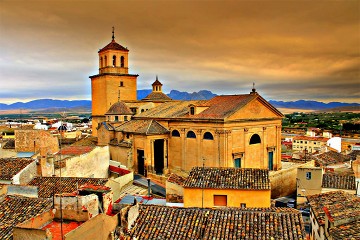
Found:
[183,188,271,208]
[270,160,315,198]
[12,161,37,184]
[107,172,133,201]
[55,194,99,218]
[55,146,109,178]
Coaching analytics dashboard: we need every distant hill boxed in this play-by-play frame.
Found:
[0,90,358,112]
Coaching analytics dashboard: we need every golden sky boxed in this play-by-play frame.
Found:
[0,0,359,103]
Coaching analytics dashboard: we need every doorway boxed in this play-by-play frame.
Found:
[154,139,164,175]
[268,151,274,170]
[137,149,145,175]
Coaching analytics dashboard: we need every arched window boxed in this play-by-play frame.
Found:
[104,56,107,66]
[190,107,195,115]
[113,55,116,67]
[203,132,214,140]
[187,131,196,138]
[100,57,103,68]
[250,134,261,144]
[172,130,180,137]
[121,56,124,67]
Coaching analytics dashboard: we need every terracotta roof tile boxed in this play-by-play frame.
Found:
[27,177,109,198]
[115,119,169,135]
[141,92,172,101]
[183,167,270,190]
[307,191,360,226]
[2,139,15,149]
[106,101,133,115]
[322,172,356,190]
[56,146,95,156]
[293,136,329,142]
[98,40,128,53]
[0,195,52,239]
[167,173,186,186]
[0,158,34,180]
[127,205,305,240]
[312,151,351,167]
[137,100,202,118]
[348,150,360,160]
[329,220,360,239]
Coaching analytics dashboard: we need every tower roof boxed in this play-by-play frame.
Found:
[98,40,129,53]
[106,101,132,115]
[152,76,162,86]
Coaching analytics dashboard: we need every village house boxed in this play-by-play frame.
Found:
[182,167,271,208]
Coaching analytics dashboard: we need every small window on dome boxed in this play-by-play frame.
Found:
[113,55,116,67]
[121,56,124,67]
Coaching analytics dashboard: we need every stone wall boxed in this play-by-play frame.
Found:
[270,160,315,198]
[15,129,59,154]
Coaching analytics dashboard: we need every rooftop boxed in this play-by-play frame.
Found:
[127,205,305,240]
[27,177,109,198]
[98,39,128,53]
[56,145,95,156]
[106,101,132,115]
[0,195,52,240]
[307,191,360,226]
[322,171,356,190]
[328,220,360,240]
[183,167,270,190]
[293,136,329,142]
[0,158,34,180]
[42,220,84,240]
[115,119,169,135]
[167,173,186,186]
[142,92,172,101]
[312,151,351,167]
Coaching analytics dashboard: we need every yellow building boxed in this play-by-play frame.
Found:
[183,167,271,208]
[93,31,284,177]
[292,136,329,153]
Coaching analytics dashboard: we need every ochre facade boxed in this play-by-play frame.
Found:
[91,32,284,177]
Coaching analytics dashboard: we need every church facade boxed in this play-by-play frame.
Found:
[91,32,284,177]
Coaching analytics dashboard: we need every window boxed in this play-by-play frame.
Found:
[172,130,180,137]
[249,134,261,144]
[120,56,124,67]
[300,141,303,144]
[186,131,196,138]
[112,55,116,67]
[190,107,195,115]
[203,132,213,140]
[114,116,119,121]
[100,57,103,68]
[306,172,311,180]
[119,81,124,87]
[130,108,136,114]
[124,116,128,121]
[240,203,246,208]
[104,56,107,66]
[214,195,227,207]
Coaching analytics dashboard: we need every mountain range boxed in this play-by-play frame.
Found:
[0,90,358,111]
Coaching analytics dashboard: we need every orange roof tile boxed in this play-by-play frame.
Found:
[98,40,128,53]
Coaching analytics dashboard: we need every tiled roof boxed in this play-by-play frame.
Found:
[137,94,282,120]
[329,220,360,240]
[71,136,98,147]
[307,191,360,226]
[127,205,305,240]
[312,151,351,167]
[115,119,169,135]
[0,195,52,240]
[293,136,329,142]
[322,172,356,190]
[348,150,360,160]
[183,167,270,190]
[0,158,34,180]
[27,177,109,198]
[98,40,128,53]
[2,139,15,149]
[56,145,95,156]
[106,101,133,115]
[167,173,186,186]
[141,92,172,101]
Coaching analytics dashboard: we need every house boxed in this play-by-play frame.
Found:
[307,191,360,240]
[0,195,52,240]
[183,167,271,208]
[292,136,329,153]
[296,167,323,206]
[123,205,306,239]
[0,158,37,184]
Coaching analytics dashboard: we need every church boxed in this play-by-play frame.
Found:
[90,31,284,178]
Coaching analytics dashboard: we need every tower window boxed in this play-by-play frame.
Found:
[100,57,103,68]
[113,55,116,67]
[203,132,214,140]
[190,107,195,115]
[104,56,107,66]
[172,130,180,137]
[186,131,196,138]
[250,134,261,144]
[121,56,124,67]
[120,81,124,87]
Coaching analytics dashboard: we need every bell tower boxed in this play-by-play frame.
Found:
[90,28,138,136]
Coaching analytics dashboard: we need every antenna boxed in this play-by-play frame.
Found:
[112,26,115,41]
